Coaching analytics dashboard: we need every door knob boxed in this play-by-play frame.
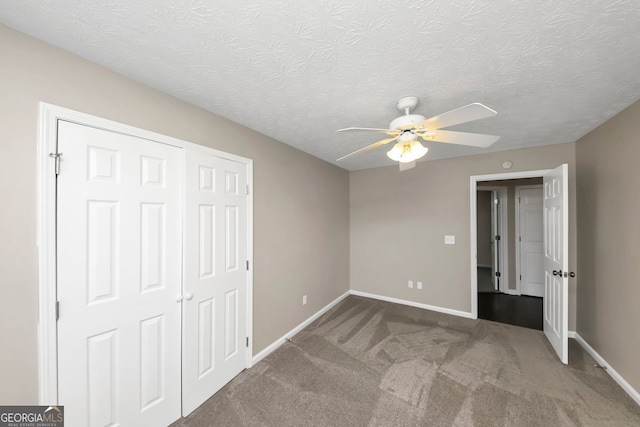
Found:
[175,295,183,302]
[553,270,562,276]
[569,272,576,278]
[185,292,194,300]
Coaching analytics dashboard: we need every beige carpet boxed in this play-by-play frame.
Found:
[172,296,640,426]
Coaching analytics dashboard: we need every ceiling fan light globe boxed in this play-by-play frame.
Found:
[386,143,404,161]
[410,141,428,160]
[388,141,428,163]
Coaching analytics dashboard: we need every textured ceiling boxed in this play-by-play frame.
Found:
[1,1,639,170]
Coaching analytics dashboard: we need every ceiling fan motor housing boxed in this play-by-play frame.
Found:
[389,114,426,130]
[397,131,418,143]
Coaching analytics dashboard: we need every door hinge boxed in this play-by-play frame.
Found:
[495,272,501,277]
[246,260,249,270]
[519,236,521,242]
[495,235,501,241]
[55,301,60,320]
[246,185,250,195]
[49,152,62,175]
[494,198,499,205]
[519,275,522,280]
[246,337,249,347]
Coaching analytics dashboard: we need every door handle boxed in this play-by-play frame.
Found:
[569,272,576,278]
[553,270,562,276]
[185,292,194,301]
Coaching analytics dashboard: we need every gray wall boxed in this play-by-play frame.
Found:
[0,24,350,404]
[476,191,493,267]
[350,143,576,321]
[576,99,640,395]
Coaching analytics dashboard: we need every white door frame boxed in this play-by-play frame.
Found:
[37,103,254,404]
[476,186,508,293]
[515,184,543,296]
[470,169,551,318]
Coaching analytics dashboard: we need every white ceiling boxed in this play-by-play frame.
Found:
[1,1,639,170]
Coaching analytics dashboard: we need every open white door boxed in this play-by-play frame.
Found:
[543,164,569,364]
[182,149,248,415]
[57,121,182,426]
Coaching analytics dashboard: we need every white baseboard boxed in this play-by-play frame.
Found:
[350,290,475,319]
[251,290,350,365]
[573,333,640,406]
[251,289,476,365]
[252,293,640,408]
[252,291,590,374]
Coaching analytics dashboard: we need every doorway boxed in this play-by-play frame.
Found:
[470,165,570,363]
[475,178,544,331]
[475,187,507,293]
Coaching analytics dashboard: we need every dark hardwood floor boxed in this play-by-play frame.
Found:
[477,267,542,330]
[478,292,543,330]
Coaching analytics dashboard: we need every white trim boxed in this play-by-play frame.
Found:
[251,289,476,366]
[568,330,576,339]
[37,102,255,403]
[245,162,254,368]
[37,104,59,404]
[350,290,475,319]
[514,184,543,296]
[573,333,640,406]
[476,186,508,293]
[252,291,350,365]
[470,169,552,319]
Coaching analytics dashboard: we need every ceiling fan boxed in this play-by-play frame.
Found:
[336,96,499,171]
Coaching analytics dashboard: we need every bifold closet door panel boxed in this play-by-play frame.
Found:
[56,120,182,427]
[182,149,248,416]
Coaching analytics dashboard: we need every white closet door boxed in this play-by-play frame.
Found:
[182,149,248,416]
[519,187,544,297]
[57,121,182,426]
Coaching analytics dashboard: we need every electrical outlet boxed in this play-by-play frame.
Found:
[417,282,423,290]
[303,295,307,305]
[408,280,414,288]
[445,235,456,245]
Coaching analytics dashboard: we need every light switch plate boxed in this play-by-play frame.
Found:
[445,235,455,245]
[417,282,423,290]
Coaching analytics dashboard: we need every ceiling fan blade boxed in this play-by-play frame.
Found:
[423,130,500,148]
[413,103,497,131]
[399,161,416,171]
[336,137,397,161]
[338,127,398,135]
